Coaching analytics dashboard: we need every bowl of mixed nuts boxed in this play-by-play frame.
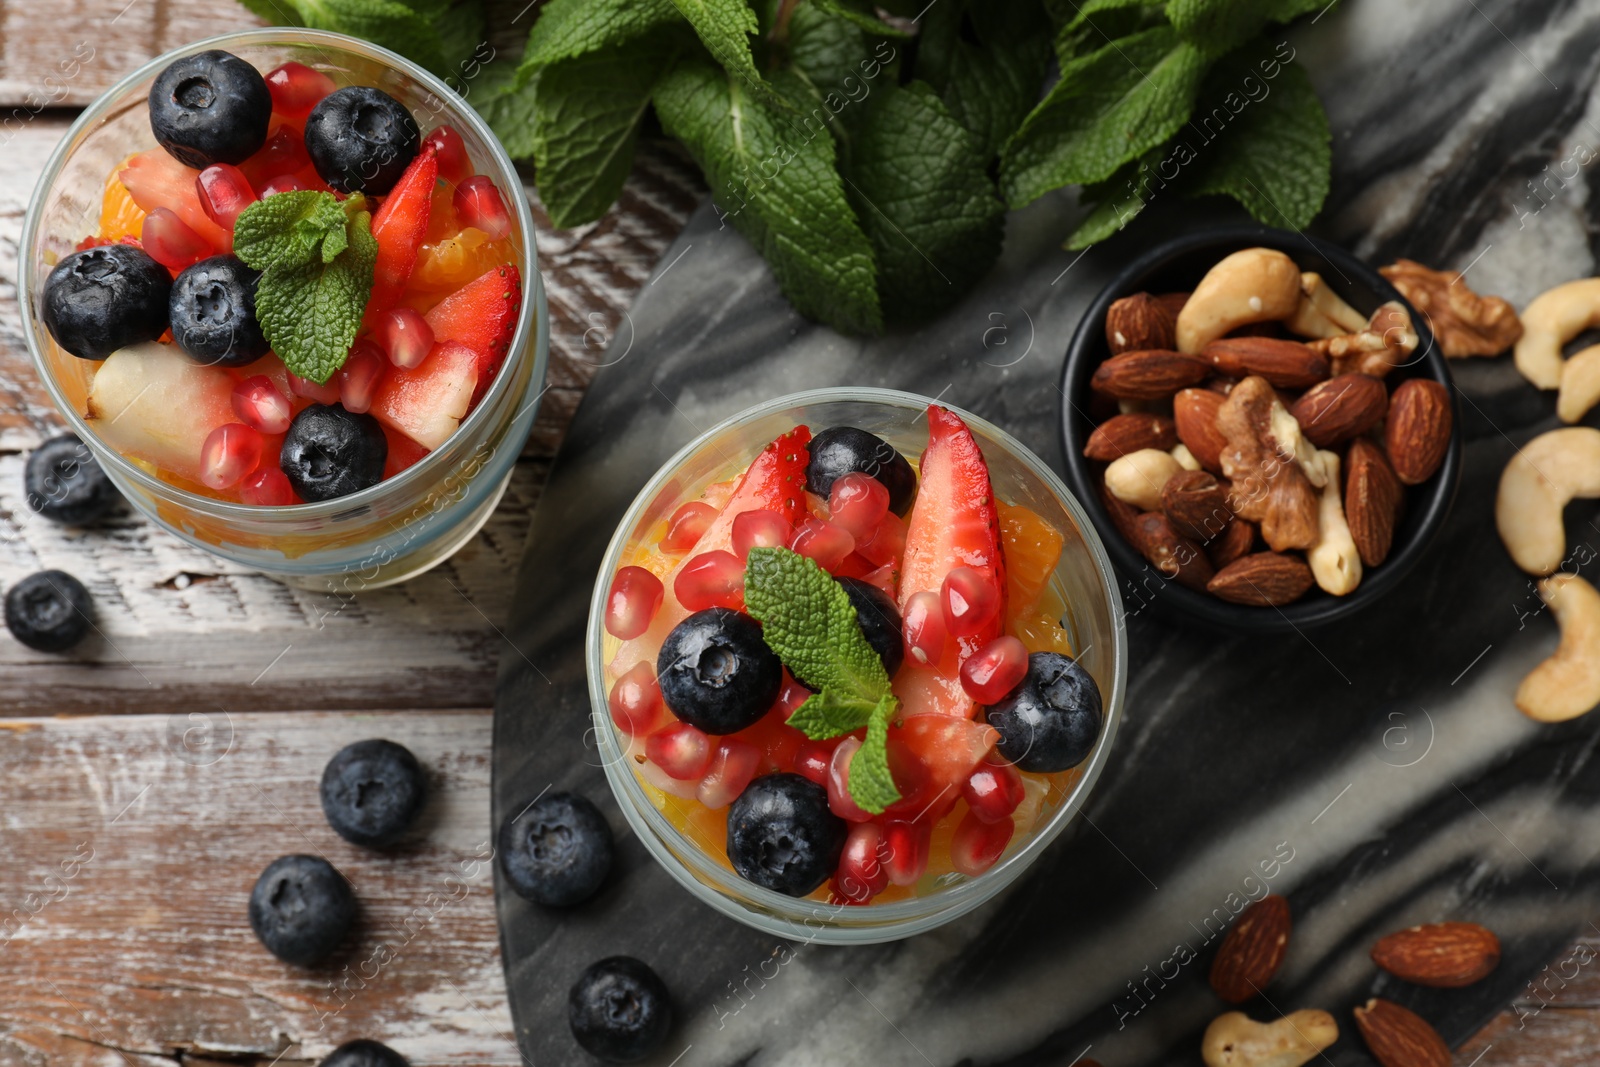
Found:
[1059,225,1463,631]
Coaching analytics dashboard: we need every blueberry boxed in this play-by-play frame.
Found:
[304,86,420,195]
[568,957,672,1063]
[318,1040,409,1067]
[169,255,269,367]
[25,434,119,524]
[248,854,356,966]
[985,651,1103,773]
[498,792,614,907]
[5,570,91,653]
[148,49,271,168]
[657,607,782,735]
[280,404,388,502]
[836,577,903,679]
[805,426,916,516]
[41,244,172,360]
[320,739,427,848]
[726,773,846,896]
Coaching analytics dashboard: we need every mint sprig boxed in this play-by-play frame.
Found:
[743,547,900,813]
[233,192,378,385]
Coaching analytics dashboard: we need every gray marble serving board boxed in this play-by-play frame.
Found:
[492,1,1600,1063]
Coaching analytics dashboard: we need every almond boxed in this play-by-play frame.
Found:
[1099,482,1143,545]
[1202,337,1331,388]
[1105,292,1177,354]
[1207,518,1257,569]
[1353,998,1450,1067]
[1156,291,1190,320]
[1130,512,1214,591]
[1288,374,1389,448]
[1162,469,1232,542]
[1345,438,1404,567]
[1371,922,1500,988]
[1207,552,1314,606]
[1084,413,1178,461]
[1091,350,1209,400]
[1174,388,1227,472]
[1385,378,1453,485]
[1209,894,1291,1004]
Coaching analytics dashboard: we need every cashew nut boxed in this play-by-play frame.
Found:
[1202,1010,1340,1067]
[1286,272,1367,339]
[1268,402,1329,488]
[1105,448,1183,512]
[1171,443,1202,471]
[1516,573,1600,722]
[1557,343,1600,423]
[1307,451,1361,596]
[1177,248,1303,353]
[1495,427,1600,574]
[1514,277,1600,389]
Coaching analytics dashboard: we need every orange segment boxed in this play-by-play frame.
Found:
[99,173,147,243]
[999,501,1063,616]
[410,226,515,292]
[1009,611,1075,656]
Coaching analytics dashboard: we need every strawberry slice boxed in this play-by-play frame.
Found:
[119,150,231,253]
[424,264,520,399]
[365,146,437,321]
[369,341,477,450]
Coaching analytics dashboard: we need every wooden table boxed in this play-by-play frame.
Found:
[0,4,1593,1064]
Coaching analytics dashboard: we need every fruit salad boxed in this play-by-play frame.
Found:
[37,49,522,506]
[599,405,1106,905]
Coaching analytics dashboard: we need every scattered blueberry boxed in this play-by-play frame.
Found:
[25,434,119,524]
[248,854,356,966]
[5,570,91,652]
[568,956,672,1064]
[726,772,846,897]
[656,607,782,735]
[498,792,614,907]
[280,404,388,502]
[148,49,271,168]
[985,651,1103,773]
[320,739,427,848]
[836,576,903,679]
[41,244,172,360]
[317,1039,409,1067]
[304,86,420,195]
[805,426,916,516]
[169,255,269,367]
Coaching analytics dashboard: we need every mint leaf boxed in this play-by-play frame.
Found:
[434,0,488,73]
[787,688,880,739]
[669,0,787,111]
[744,547,892,700]
[234,191,343,271]
[467,59,539,160]
[848,697,901,814]
[811,0,911,37]
[1000,25,1208,208]
[776,1,888,102]
[840,81,1004,324]
[1065,154,1152,250]
[520,0,680,71]
[1167,0,1334,58]
[653,59,882,335]
[280,0,448,75]
[917,1,1052,161]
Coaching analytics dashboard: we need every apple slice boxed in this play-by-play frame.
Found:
[369,340,477,450]
[86,342,236,480]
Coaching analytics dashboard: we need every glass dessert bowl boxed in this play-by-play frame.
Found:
[589,388,1127,943]
[19,29,548,590]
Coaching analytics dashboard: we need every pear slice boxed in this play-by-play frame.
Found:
[86,342,236,481]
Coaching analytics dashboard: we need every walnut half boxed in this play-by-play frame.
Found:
[1216,376,1322,552]
[1380,258,1523,358]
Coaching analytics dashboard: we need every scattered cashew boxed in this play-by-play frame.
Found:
[1516,573,1600,723]
[1514,277,1600,389]
[1285,272,1368,339]
[1495,427,1600,575]
[1177,248,1303,353]
[1557,343,1600,423]
[1202,1010,1340,1067]
[1105,448,1183,512]
[1171,443,1202,471]
[1307,451,1362,595]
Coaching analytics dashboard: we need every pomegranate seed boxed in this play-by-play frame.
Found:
[790,518,854,572]
[231,375,293,434]
[674,550,744,612]
[265,61,336,121]
[828,472,889,541]
[453,175,512,240]
[287,369,341,405]
[856,511,906,568]
[423,125,472,186]
[960,635,1030,704]
[239,466,297,506]
[774,675,811,717]
[833,822,890,904]
[196,163,257,232]
[731,508,794,560]
[826,737,873,823]
[794,739,835,784]
[638,756,698,800]
[756,722,806,773]
[661,500,716,553]
[950,809,1014,877]
[259,172,309,197]
[375,306,434,369]
[696,738,761,809]
[881,819,932,886]
[861,562,898,601]
[942,565,1001,638]
[608,661,665,737]
[199,423,263,490]
[963,759,1026,824]
[249,126,312,185]
[141,207,212,270]
[336,339,387,414]
[605,566,664,640]
[902,590,948,666]
[646,721,713,780]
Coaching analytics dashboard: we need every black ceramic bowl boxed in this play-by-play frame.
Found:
[1059,224,1463,632]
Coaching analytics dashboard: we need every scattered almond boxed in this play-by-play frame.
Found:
[1207,552,1314,606]
[1288,374,1388,448]
[1385,378,1453,485]
[1084,413,1178,461]
[1092,350,1210,400]
[1371,922,1500,988]
[1345,439,1403,567]
[1353,998,1449,1067]
[1106,292,1178,354]
[1202,336,1330,389]
[1209,895,1291,1004]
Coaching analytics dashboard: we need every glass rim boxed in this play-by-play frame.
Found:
[585,386,1129,943]
[18,27,542,520]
